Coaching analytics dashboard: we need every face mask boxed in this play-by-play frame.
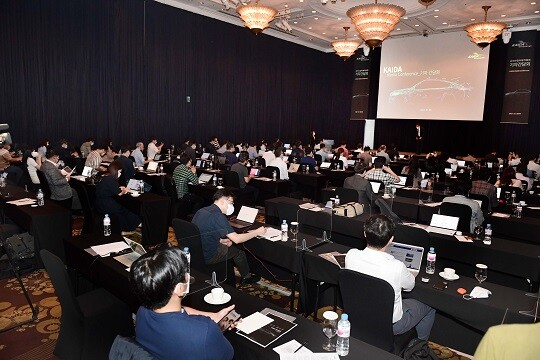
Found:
[31,151,38,158]
[90,142,94,146]
[117,170,122,178]
[226,203,234,216]
[62,144,67,148]
[181,275,190,296]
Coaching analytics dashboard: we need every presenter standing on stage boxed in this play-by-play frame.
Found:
[415,123,424,154]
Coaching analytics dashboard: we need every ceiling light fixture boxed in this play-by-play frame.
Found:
[347,0,406,48]
[418,0,436,8]
[237,0,277,34]
[331,26,361,60]
[464,6,507,49]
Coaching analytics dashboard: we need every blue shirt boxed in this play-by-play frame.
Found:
[135,307,234,360]
[132,148,145,167]
[192,204,234,262]
[223,151,238,165]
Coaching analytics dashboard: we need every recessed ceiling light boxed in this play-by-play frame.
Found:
[442,22,447,25]
[434,9,439,12]
[396,28,401,31]
[501,14,506,17]
[314,17,318,20]
[434,15,438,18]
[471,18,475,21]
[299,0,303,2]
[337,17,342,20]
[536,10,540,13]
[403,17,408,20]
[322,32,326,35]
[414,24,419,27]
[334,36,338,39]
[293,21,298,24]
[531,2,537,5]
[354,34,358,37]
[312,10,316,13]
[308,27,312,29]
[284,4,288,7]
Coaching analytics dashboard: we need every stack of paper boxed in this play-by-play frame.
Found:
[262,228,283,241]
[7,198,37,206]
[89,242,130,257]
[237,312,297,348]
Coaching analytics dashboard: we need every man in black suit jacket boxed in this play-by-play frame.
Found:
[116,146,136,186]
[415,123,424,154]
[343,164,375,210]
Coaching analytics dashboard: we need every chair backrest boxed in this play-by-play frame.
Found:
[314,154,322,163]
[265,166,281,179]
[171,219,206,272]
[520,180,528,192]
[439,202,472,233]
[394,224,430,251]
[375,198,403,224]
[163,175,178,201]
[334,187,360,204]
[109,336,154,360]
[257,156,266,168]
[72,181,96,234]
[338,269,396,352]
[40,249,83,320]
[223,170,240,188]
[468,193,490,211]
[36,170,52,199]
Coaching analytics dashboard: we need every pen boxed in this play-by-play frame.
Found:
[293,342,306,353]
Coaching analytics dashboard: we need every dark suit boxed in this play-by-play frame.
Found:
[415,126,424,154]
[40,160,74,210]
[116,155,136,186]
[343,174,375,209]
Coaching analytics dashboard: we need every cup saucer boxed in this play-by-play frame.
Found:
[439,272,459,281]
[204,292,231,305]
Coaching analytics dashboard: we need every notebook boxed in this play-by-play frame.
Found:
[369,181,382,194]
[425,214,459,236]
[229,206,258,229]
[386,242,424,277]
[199,173,213,184]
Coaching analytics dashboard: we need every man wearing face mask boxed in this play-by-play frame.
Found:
[130,247,234,360]
[0,143,23,185]
[192,189,265,285]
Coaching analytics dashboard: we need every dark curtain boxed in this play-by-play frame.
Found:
[0,0,538,155]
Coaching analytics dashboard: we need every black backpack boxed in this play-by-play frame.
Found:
[400,338,438,360]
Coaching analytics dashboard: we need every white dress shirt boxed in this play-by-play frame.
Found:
[268,156,289,180]
[527,161,540,179]
[262,151,275,166]
[147,142,159,160]
[345,247,415,323]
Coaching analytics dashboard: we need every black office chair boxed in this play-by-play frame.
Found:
[109,336,154,360]
[469,193,490,212]
[394,224,430,251]
[519,180,529,192]
[223,170,240,188]
[375,198,403,224]
[36,170,52,199]
[265,166,281,180]
[163,175,180,222]
[339,269,416,354]
[72,181,100,234]
[334,187,360,204]
[314,154,322,163]
[256,156,266,168]
[171,219,235,286]
[439,202,472,233]
[40,250,134,359]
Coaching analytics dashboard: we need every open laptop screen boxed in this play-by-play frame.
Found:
[82,166,93,177]
[397,176,407,186]
[457,160,466,167]
[147,161,158,172]
[236,206,258,223]
[199,173,213,183]
[386,242,424,272]
[430,214,459,230]
[201,153,210,160]
[369,181,381,194]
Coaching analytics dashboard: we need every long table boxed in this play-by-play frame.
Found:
[64,233,400,360]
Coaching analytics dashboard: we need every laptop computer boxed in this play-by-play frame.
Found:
[457,160,466,167]
[229,206,258,230]
[114,238,147,269]
[195,159,202,168]
[285,149,292,156]
[369,181,382,194]
[145,161,158,173]
[288,164,300,173]
[399,154,406,159]
[82,166,93,177]
[496,187,502,199]
[386,242,424,277]
[284,143,291,149]
[199,173,213,184]
[444,168,453,176]
[347,159,356,167]
[320,162,331,169]
[249,168,260,177]
[153,154,163,161]
[201,153,210,160]
[396,176,407,187]
[425,214,459,236]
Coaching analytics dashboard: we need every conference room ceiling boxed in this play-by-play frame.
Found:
[158,0,540,52]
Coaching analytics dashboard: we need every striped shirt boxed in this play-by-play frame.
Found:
[172,164,199,199]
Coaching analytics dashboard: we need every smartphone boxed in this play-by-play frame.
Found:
[432,280,448,291]
[217,309,241,332]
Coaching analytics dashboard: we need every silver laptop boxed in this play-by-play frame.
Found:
[288,164,300,173]
[127,179,141,191]
[444,168,453,176]
[347,160,356,167]
[146,161,158,172]
[320,162,331,169]
[369,181,382,194]
[426,214,459,236]
[457,160,466,167]
[199,173,213,184]
[284,143,291,149]
[396,176,407,186]
[201,153,210,160]
[196,159,202,167]
[82,166,93,177]
[229,206,258,229]
[114,239,147,269]
[285,149,292,156]
[386,241,424,277]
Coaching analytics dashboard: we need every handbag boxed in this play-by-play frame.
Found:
[332,202,364,217]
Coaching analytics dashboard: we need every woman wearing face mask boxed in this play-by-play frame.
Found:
[24,148,42,186]
[94,161,141,235]
[38,140,49,158]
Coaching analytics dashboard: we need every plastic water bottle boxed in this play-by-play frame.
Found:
[159,164,164,174]
[139,180,145,194]
[272,171,277,181]
[281,220,288,241]
[103,214,111,236]
[36,189,45,206]
[484,224,492,245]
[336,313,350,356]
[212,175,217,186]
[426,247,436,274]
[511,192,516,204]
[334,195,340,206]
[183,247,191,273]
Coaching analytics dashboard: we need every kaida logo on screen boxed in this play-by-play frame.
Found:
[511,40,532,48]
[467,52,486,60]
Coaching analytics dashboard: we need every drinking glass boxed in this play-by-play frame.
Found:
[218,178,223,187]
[475,264,488,284]
[321,311,338,351]
[290,222,299,242]
[473,225,483,241]
[504,191,511,204]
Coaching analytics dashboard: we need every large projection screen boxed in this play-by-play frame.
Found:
[377,32,490,121]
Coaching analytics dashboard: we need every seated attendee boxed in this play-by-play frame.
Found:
[526,154,540,179]
[102,143,118,163]
[376,145,391,164]
[246,142,258,160]
[333,148,348,167]
[508,151,521,166]
[315,143,330,161]
[206,135,220,154]
[291,141,305,158]
[95,161,141,235]
[147,137,163,161]
[484,150,499,165]
[495,167,522,188]
[0,143,23,185]
[116,146,136,186]
[130,247,234,360]
[344,164,374,209]
[183,139,197,163]
[192,189,265,285]
[299,147,317,172]
[358,146,372,165]
[471,169,498,211]
[364,157,400,187]
[223,142,238,165]
[230,152,259,203]
[57,139,72,162]
[172,154,204,214]
[337,141,349,158]
[262,145,275,165]
[474,322,540,360]
[515,163,533,191]
[442,179,484,233]
[387,144,399,162]
[24,148,42,186]
[41,149,74,209]
[401,158,422,188]
[80,138,94,158]
[132,142,147,168]
[85,144,107,172]
[268,148,289,180]
[345,215,435,341]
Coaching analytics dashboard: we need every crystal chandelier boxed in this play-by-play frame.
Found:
[332,27,361,60]
[236,0,277,35]
[346,0,405,48]
[464,6,506,49]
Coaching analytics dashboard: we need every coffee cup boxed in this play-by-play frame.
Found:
[443,268,456,278]
[529,191,535,195]
[211,287,224,301]
[520,200,526,206]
